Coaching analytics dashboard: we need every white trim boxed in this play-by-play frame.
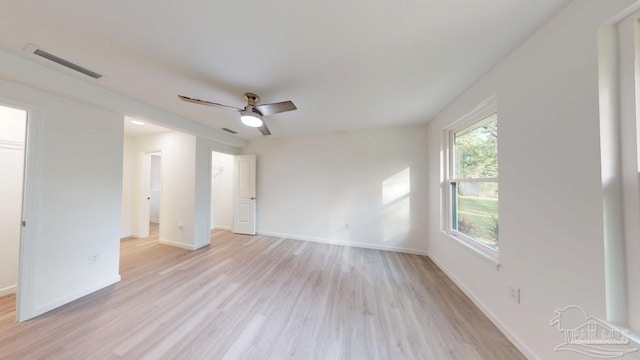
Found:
[31,275,121,320]
[6,98,44,323]
[0,139,24,150]
[441,230,500,269]
[449,177,499,183]
[193,241,209,250]
[601,8,640,332]
[212,225,232,231]
[159,238,196,250]
[442,98,500,263]
[603,1,640,26]
[447,97,498,131]
[257,231,429,256]
[0,285,17,297]
[429,255,539,360]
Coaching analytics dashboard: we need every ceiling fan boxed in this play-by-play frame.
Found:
[178,93,296,136]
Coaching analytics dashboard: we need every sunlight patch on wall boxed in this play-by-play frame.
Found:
[382,168,410,205]
[383,168,411,242]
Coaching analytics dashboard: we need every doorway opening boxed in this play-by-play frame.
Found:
[0,104,28,318]
[211,151,235,236]
[149,153,161,236]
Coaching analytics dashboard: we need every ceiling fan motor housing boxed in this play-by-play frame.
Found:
[244,93,260,107]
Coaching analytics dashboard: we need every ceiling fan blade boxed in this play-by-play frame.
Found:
[258,121,272,136]
[178,95,243,112]
[254,101,296,116]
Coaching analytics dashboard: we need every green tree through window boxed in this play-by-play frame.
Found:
[450,113,499,250]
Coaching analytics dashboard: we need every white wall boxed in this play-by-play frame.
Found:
[211,152,234,230]
[0,79,123,320]
[243,125,429,254]
[129,132,196,248]
[0,46,242,320]
[425,1,638,359]
[194,137,239,248]
[122,133,239,249]
[0,105,26,296]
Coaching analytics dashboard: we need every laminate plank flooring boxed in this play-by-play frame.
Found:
[0,231,525,360]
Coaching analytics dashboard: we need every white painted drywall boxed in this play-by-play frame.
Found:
[0,105,26,296]
[243,125,429,254]
[149,154,161,222]
[0,46,242,320]
[193,137,239,249]
[130,132,196,248]
[0,78,123,320]
[211,152,234,230]
[120,136,135,238]
[425,1,638,359]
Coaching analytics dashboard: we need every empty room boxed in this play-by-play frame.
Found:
[0,1,639,359]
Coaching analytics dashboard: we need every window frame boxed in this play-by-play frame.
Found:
[442,100,499,264]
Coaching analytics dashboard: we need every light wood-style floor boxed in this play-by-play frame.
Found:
[0,231,524,360]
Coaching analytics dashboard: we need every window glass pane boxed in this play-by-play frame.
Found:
[454,114,498,179]
[453,181,498,250]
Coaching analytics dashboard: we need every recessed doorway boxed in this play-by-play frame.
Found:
[0,104,27,318]
[211,151,234,233]
[149,153,161,236]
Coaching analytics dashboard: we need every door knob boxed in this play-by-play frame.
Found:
[250,197,255,200]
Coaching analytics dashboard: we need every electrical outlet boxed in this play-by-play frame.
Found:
[88,254,99,265]
[509,286,521,304]
[345,223,350,229]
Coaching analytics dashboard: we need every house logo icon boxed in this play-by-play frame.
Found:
[550,305,638,358]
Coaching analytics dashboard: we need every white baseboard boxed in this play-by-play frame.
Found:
[0,285,17,297]
[429,255,538,360]
[159,238,196,250]
[257,230,428,256]
[30,275,121,321]
[212,225,232,231]
[193,241,210,250]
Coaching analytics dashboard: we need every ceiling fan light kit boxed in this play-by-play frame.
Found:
[240,109,263,127]
[178,92,297,136]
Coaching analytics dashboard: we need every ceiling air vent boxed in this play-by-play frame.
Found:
[221,128,238,134]
[32,48,103,79]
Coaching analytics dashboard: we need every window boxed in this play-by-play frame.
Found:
[446,110,499,257]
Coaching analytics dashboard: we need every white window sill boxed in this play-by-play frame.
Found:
[441,230,501,270]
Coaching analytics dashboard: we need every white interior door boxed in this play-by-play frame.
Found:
[233,154,256,235]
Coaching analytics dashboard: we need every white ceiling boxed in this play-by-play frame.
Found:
[0,0,569,140]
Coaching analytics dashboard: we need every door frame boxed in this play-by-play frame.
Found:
[232,154,257,235]
[0,96,42,322]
